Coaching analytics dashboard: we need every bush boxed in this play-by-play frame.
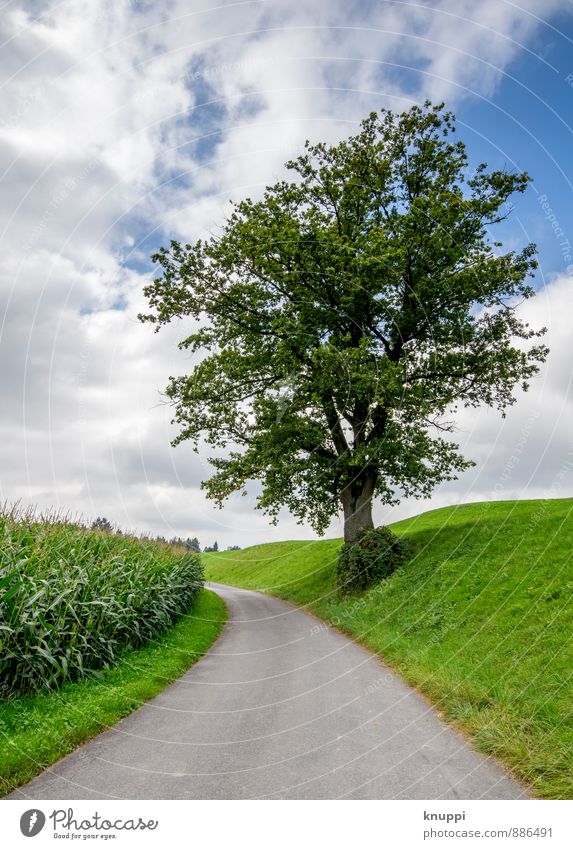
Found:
[0,510,204,697]
[336,525,411,594]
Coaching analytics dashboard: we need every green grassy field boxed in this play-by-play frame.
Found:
[204,499,573,799]
[0,589,226,797]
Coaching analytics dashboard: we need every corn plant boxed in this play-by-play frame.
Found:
[0,509,204,697]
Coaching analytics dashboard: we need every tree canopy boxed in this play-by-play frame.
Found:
[140,102,548,543]
[91,516,113,533]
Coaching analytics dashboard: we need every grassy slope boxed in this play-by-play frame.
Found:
[205,500,573,799]
[0,590,226,797]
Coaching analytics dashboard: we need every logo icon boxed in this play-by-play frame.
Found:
[20,809,46,837]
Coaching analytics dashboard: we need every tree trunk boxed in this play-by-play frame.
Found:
[341,473,375,544]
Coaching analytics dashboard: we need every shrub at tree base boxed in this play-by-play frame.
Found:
[0,513,204,697]
[336,526,411,594]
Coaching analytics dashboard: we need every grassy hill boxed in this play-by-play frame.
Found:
[204,499,573,799]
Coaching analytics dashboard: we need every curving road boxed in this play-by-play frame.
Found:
[9,583,527,800]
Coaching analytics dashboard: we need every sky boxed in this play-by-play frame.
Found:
[1,0,573,548]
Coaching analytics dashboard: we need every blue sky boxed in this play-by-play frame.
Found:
[1,0,572,546]
[456,22,573,282]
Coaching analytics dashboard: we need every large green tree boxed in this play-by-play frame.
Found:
[140,102,548,544]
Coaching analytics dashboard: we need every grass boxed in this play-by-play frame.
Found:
[0,509,204,696]
[204,499,573,799]
[0,589,226,797]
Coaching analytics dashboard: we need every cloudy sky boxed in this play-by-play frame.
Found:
[1,0,573,548]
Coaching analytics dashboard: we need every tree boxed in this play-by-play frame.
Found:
[186,536,201,552]
[203,541,219,553]
[92,516,113,533]
[140,102,548,545]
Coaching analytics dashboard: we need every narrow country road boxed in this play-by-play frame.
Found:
[9,584,527,800]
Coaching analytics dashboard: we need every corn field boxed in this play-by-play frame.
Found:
[0,508,204,697]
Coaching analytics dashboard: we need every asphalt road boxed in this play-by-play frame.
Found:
[9,583,528,800]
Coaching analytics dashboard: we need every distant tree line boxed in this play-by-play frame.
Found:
[90,519,240,552]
